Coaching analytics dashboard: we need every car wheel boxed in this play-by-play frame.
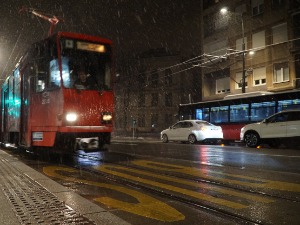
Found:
[244,132,260,148]
[188,134,197,144]
[162,134,168,143]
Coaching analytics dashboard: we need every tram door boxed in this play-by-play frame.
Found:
[19,66,31,147]
[1,88,9,142]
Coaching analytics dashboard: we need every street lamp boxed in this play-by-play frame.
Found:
[220,7,246,93]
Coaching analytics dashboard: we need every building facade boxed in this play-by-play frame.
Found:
[202,0,300,101]
[114,49,202,136]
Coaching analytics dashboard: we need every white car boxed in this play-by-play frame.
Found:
[240,110,300,148]
[161,120,223,144]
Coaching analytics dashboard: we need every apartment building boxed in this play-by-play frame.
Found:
[201,0,300,101]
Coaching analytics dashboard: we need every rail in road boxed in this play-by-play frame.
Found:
[41,152,300,225]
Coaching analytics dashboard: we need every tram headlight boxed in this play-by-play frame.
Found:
[66,113,78,122]
[102,112,112,123]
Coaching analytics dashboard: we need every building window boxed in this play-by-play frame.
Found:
[164,68,172,86]
[272,23,288,44]
[216,77,230,94]
[273,62,289,83]
[165,93,172,107]
[253,67,266,86]
[151,70,159,87]
[138,93,145,107]
[252,30,266,49]
[252,0,264,16]
[235,72,248,89]
[151,93,158,106]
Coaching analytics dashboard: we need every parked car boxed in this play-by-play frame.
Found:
[240,109,300,148]
[161,120,223,144]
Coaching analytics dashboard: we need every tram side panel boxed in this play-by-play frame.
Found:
[0,71,22,146]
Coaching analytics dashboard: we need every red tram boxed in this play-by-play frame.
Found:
[0,32,114,152]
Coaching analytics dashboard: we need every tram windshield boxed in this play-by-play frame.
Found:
[50,38,112,90]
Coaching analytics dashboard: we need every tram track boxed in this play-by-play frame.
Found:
[71,153,263,225]
[6,148,298,225]
[74,152,300,203]
[60,151,300,225]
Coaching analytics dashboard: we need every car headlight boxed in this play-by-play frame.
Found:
[66,113,78,122]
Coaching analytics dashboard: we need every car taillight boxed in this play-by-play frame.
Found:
[200,127,207,131]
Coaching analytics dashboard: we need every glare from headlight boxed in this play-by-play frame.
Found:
[103,114,112,121]
[66,113,77,122]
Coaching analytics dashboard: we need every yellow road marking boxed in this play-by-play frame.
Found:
[43,166,184,222]
[132,160,300,192]
[95,165,248,209]
[96,164,273,204]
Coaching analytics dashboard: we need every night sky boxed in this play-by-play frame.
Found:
[0,0,201,80]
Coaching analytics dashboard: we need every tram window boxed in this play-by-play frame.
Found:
[49,59,63,88]
[230,104,249,122]
[35,72,46,92]
[210,106,229,123]
[251,101,275,121]
[278,99,300,111]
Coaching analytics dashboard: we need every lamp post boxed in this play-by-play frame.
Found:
[220,7,246,93]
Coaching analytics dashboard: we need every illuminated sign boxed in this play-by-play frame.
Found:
[77,41,105,53]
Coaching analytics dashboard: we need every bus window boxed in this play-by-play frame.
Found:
[196,109,203,120]
[230,104,249,122]
[251,101,275,121]
[203,108,210,121]
[210,106,228,123]
[278,99,300,111]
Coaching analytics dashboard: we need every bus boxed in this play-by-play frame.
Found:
[179,90,300,142]
[0,32,114,153]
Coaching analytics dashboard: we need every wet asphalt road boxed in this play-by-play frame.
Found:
[9,141,300,225]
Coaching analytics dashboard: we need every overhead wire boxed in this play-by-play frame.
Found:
[116,35,300,93]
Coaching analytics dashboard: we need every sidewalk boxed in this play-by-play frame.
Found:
[0,149,131,225]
